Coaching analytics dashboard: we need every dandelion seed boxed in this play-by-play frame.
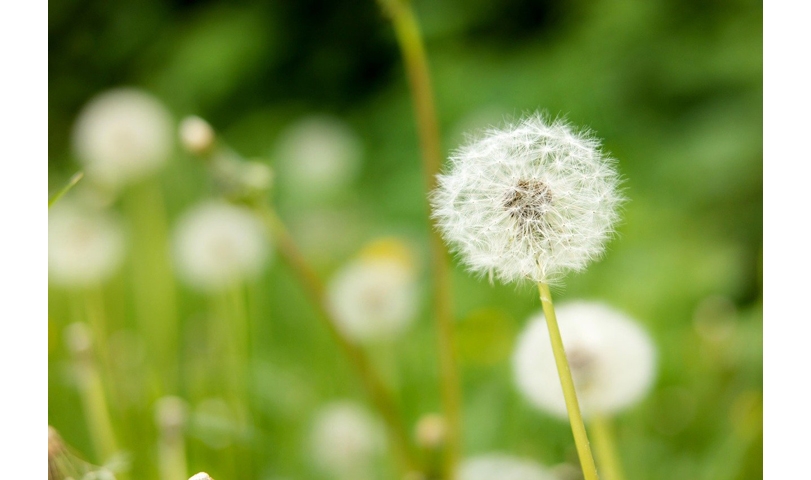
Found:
[326,239,420,343]
[49,203,125,288]
[459,454,557,480]
[172,201,271,292]
[73,88,173,189]
[513,301,656,419]
[431,114,623,284]
[274,114,363,202]
[308,401,385,477]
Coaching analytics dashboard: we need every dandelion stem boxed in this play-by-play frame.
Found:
[254,204,419,472]
[590,415,624,480]
[48,171,84,208]
[380,1,462,475]
[537,282,599,480]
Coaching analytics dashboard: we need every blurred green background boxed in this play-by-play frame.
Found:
[48,0,762,479]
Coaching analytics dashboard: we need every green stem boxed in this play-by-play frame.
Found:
[48,171,84,208]
[125,179,179,396]
[255,204,419,472]
[537,282,599,480]
[590,415,624,480]
[381,1,461,475]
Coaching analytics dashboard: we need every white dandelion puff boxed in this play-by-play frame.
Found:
[513,301,656,419]
[431,114,623,284]
[326,239,420,343]
[73,88,174,189]
[49,203,126,288]
[308,401,385,477]
[459,454,558,480]
[274,114,363,201]
[172,201,271,292]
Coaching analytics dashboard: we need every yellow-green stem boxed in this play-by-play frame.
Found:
[126,180,179,395]
[78,356,119,464]
[382,1,461,475]
[157,429,187,480]
[255,204,419,472]
[537,282,599,480]
[590,415,624,480]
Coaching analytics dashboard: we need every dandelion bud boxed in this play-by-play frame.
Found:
[171,201,271,292]
[72,88,173,189]
[459,454,556,480]
[414,414,446,450]
[179,116,216,155]
[240,161,274,196]
[513,302,656,419]
[431,114,624,285]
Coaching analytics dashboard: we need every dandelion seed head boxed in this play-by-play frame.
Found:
[327,240,420,343]
[414,414,446,450]
[49,203,126,288]
[513,301,656,419]
[309,401,385,476]
[73,88,173,189]
[459,454,557,480]
[274,115,363,201]
[189,473,214,480]
[431,114,623,284]
[172,201,271,292]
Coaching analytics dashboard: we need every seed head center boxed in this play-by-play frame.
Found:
[504,179,553,223]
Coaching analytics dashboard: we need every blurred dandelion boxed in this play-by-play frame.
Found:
[48,202,125,288]
[72,88,174,189]
[308,401,386,478]
[49,426,118,480]
[513,302,656,419]
[431,114,623,285]
[326,238,420,343]
[155,396,189,480]
[458,454,557,480]
[274,114,363,202]
[172,200,271,292]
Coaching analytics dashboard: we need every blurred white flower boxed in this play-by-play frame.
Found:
[155,396,188,434]
[179,115,215,155]
[309,401,385,477]
[73,88,174,189]
[327,239,419,343]
[274,114,363,201]
[49,203,126,287]
[459,454,557,480]
[513,302,656,419]
[172,201,270,291]
[431,114,623,284]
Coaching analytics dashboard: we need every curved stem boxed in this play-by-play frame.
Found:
[537,282,599,480]
[255,204,419,472]
[590,415,624,480]
[381,1,461,475]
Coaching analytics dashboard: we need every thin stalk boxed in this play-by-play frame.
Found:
[590,415,624,480]
[254,204,419,472]
[381,0,461,475]
[537,282,599,480]
[48,171,84,208]
[125,179,179,395]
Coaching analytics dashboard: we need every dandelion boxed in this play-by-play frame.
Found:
[273,114,363,202]
[459,454,557,480]
[172,201,271,292]
[326,239,420,343]
[49,202,125,288]
[432,114,625,480]
[513,301,656,419]
[308,401,385,478]
[431,114,623,285]
[73,88,173,189]
[155,396,189,480]
[188,473,214,480]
